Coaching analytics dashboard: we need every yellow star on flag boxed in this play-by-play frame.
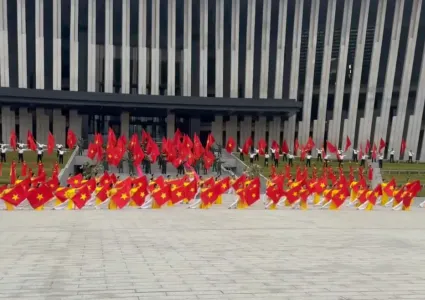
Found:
[161,193,166,199]
[140,192,145,197]
[36,194,44,200]
[74,179,79,184]
[221,184,227,189]
[12,194,18,200]
[176,192,182,197]
[339,194,345,200]
[252,193,256,198]
[80,194,87,200]
[121,194,128,200]
[208,192,213,198]
[320,183,325,188]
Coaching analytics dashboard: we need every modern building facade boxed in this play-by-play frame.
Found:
[0,0,424,160]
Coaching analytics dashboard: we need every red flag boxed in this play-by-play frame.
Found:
[379,138,386,153]
[400,139,406,156]
[67,129,77,149]
[344,136,352,152]
[2,184,27,206]
[294,139,299,154]
[87,142,98,160]
[10,161,16,184]
[368,166,373,181]
[258,139,267,155]
[27,131,37,151]
[206,133,215,150]
[226,137,236,153]
[10,130,17,150]
[47,132,55,155]
[365,139,371,154]
[71,185,90,209]
[305,137,315,152]
[242,137,253,155]
[21,161,27,177]
[111,187,131,209]
[27,184,54,209]
[326,141,337,154]
[282,140,289,154]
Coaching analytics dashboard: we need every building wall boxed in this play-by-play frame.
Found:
[0,0,425,160]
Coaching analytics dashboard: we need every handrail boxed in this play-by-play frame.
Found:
[58,146,79,186]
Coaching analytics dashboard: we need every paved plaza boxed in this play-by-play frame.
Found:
[0,206,425,300]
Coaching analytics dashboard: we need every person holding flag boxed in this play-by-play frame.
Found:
[0,142,9,163]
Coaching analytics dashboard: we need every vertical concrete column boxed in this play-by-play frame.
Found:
[36,108,49,143]
[151,0,160,95]
[345,0,372,146]
[35,0,45,89]
[69,0,79,91]
[167,0,176,96]
[121,0,130,94]
[360,0,387,147]
[69,110,82,139]
[259,0,271,99]
[138,0,148,94]
[19,108,31,142]
[313,0,336,152]
[391,0,422,160]
[166,113,175,138]
[87,0,96,92]
[388,115,397,157]
[211,116,223,146]
[215,0,224,98]
[226,116,238,145]
[285,0,304,144]
[407,39,425,157]
[104,0,114,93]
[300,0,320,144]
[199,0,208,97]
[328,0,353,147]
[120,112,130,139]
[1,107,15,143]
[240,116,252,146]
[269,116,282,145]
[274,0,287,99]
[254,116,267,145]
[183,0,192,96]
[17,0,27,88]
[52,0,61,90]
[230,0,240,98]
[244,0,256,98]
[53,109,66,146]
[0,0,10,87]
[375,0,404,153]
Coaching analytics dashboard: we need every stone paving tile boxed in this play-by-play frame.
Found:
[0,206,425,299]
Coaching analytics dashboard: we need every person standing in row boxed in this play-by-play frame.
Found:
[306,152,312,167]
[316,148,322,162]
[58,147,66,164]
[323,153,330,167]
[37,146,45,163]
[287,153,294,167]
[0,143,8,163]
[352,148,358,162]
[389,148,395,163]
[408,150,414,163]
[249,152,255,164]
[378,153,383,168]
[238,147,244,161]
[360,154,368,167]
[264,152,269,167]
[17,143,27,163]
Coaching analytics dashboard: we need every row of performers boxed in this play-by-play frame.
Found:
[0,171,421,211]
[0,142,68,163]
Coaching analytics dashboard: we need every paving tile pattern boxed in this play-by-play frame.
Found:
[0,203,425,300]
